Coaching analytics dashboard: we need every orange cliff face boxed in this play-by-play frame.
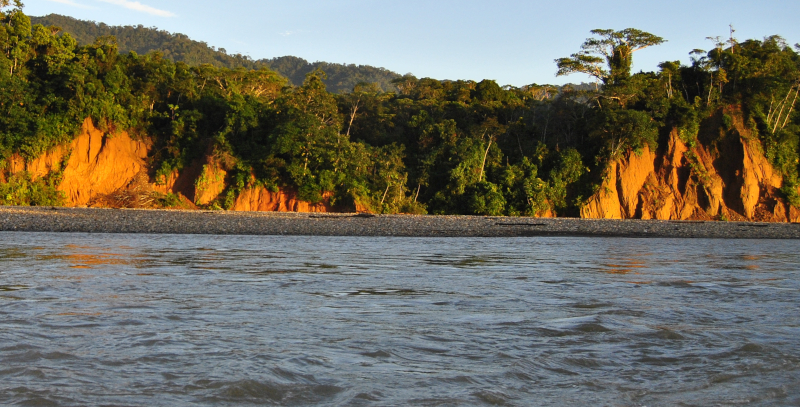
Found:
[156,150,346,212]
[151,154,227,207]
[61,120,150,206]
[580,146,655,220]
[1,118,338,214]
[581,108,799,223]
[232,187,333,213]
[6,118,150,206]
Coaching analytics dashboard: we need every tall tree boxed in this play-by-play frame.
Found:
[556,28,665,86]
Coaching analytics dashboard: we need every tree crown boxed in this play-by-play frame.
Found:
[556,28,665,85]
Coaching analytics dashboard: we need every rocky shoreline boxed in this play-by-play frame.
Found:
[1,206,799,238]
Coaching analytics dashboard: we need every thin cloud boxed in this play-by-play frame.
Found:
[46,0,94,9]
[96,0,175,17]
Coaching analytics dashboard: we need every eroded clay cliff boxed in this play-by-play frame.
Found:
[232,188,333,213]
[2,118,335,213]
[581,108,799,222]
[3,114,797,220]
[6,118,149,206]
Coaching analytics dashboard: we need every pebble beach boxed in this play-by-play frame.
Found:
[1,206,799,238]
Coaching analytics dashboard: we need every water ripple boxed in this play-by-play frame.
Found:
[0,233,799,405]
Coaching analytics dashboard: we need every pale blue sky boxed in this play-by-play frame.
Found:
[23,0,800,87]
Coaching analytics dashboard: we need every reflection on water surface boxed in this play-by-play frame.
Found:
[0,233,799,406]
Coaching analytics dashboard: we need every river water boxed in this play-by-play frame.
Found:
[0,232,798,406]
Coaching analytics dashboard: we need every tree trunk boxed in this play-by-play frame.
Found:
[479,140,493,182]
[780,85,799,130]
[380,182,391,205]
[346,98,360,137]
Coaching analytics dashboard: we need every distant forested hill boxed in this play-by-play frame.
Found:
[30,13,401,93]
[262,56,403,94]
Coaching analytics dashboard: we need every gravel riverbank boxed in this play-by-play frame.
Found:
[2,206,799,238]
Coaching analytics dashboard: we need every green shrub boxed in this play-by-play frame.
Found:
[0,172,65,206]
[722,113,734,131]
[465,181,506,216]
[154,192,187,209]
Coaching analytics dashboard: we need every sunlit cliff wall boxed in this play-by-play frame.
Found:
[3,114,798,220]
[581,108,800,222]
[1,118,336,213]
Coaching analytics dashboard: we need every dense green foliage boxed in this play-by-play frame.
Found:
[3,4,799,213]
[30,14,401,93]
[0,172,64,206]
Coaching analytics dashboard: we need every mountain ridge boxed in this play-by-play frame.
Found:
[30,13,402,93]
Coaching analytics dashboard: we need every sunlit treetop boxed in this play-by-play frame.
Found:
[556,28,665,86]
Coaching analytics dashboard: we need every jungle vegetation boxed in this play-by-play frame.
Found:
[2,2,799,213]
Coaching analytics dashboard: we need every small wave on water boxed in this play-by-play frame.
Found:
[1,233,799,405]
[197,379,343,405]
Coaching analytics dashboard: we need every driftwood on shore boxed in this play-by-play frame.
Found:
[1,206,799,239]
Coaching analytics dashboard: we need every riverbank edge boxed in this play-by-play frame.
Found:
[2,206,799,238]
